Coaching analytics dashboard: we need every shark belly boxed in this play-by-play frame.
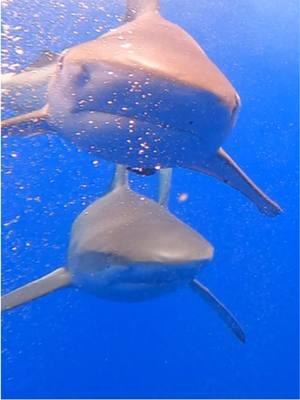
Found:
[57,111,206,167]
[48,61,233,167]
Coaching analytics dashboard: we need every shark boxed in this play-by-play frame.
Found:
[1,0,282,216]
[1,165,245,342]
[1,50,60,113]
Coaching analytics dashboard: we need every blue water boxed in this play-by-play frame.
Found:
[2,1,299,398]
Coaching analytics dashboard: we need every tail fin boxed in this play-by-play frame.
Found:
[125,0,160,22]
[2,267,71,312]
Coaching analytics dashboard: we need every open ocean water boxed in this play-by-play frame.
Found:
[1,0,299,399]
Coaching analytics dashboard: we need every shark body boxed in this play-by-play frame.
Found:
[1,0,282,216]
[1,165,245,342]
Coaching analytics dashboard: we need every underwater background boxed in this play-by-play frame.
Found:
[1,0,299,398]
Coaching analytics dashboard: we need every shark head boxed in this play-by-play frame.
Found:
[47,9,240,168]
[1,0,281,217]
[1,163,245,342]
[67,180,213,301]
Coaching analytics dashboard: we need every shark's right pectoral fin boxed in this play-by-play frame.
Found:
[1,267,71,312]
[188,148,282,217]
[1,106,51,137]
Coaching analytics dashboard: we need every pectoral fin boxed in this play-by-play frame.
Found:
[158,168,173,207]
[188,148,282,217]
[1,106,51,137]
[191,279,246,343]
[23,50,59,72]
[1,267,71,312]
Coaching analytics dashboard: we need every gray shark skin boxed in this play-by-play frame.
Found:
[2,165,245,343]
[1,50,59,113]
[1,0,282,216]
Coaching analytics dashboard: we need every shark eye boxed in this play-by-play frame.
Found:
[57,55,65,72]
[78,65,91,86]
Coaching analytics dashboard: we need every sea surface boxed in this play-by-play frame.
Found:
[1,0,299,398]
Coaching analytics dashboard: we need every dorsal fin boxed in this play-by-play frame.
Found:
[111,164,129,191]
[125,0,160,22]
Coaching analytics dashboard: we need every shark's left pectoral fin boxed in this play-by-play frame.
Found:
[191,279,246,343]
[1,267,71,312]
[188,148,282,217]
[1,106,51,137]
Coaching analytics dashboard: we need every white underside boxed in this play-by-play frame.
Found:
[59,111,210,167]
[70,260,202,301]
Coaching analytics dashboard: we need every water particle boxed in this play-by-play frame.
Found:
[178,193,189,203]
[121,42,132,49]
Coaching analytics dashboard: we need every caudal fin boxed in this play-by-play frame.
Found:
[2,267,71,312]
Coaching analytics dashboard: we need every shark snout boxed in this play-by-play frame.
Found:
[154,241,214,265]
[231,93,241,125]
[223,92,241,127]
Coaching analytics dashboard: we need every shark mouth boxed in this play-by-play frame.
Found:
[70,100,175,132]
